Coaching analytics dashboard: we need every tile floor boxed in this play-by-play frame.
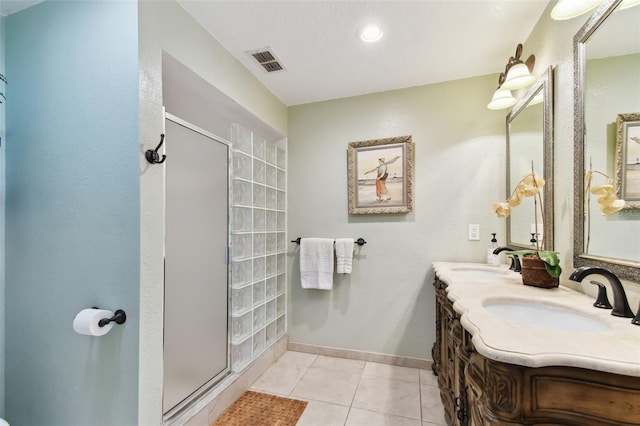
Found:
[249,351,447,426]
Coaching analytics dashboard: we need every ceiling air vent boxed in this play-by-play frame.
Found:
[246,47,285,73]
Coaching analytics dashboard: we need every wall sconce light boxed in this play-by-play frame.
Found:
[487,43,536,110]
[551,0,602,20]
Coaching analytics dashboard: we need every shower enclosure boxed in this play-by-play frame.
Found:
[162,114,231,415]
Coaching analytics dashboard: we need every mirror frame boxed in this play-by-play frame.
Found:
[506,66,554,250]
[573,0,640,282]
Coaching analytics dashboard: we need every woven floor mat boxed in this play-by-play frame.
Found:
[212,390,308,426]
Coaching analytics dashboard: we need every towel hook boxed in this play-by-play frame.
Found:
[145,134,167,164]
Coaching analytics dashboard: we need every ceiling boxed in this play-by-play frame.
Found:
[1,1,551,106]
[177,0,551,106]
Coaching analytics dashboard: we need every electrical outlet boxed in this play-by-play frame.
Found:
[468,224,480,241]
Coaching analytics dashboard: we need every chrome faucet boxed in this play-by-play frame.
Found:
[492,247,521,272]
[569,266,634,318]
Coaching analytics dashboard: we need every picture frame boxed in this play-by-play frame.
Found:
[347,135,413,214]
[614,112,640,209]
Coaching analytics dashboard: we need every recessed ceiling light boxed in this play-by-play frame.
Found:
[359,25,383,43]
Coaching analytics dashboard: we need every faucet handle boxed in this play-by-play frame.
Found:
[632,302,640,326]
[589,281,613,309]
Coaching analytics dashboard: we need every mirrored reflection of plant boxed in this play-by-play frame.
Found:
[491,162,545,250]
[585,159,625,253]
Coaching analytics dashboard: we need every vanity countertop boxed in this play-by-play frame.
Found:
[433,261,640,377]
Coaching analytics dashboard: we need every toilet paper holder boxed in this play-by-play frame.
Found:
[92,307,127,328]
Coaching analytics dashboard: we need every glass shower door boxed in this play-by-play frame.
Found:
[163,114,230,415]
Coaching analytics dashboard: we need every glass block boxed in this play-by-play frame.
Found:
[266,165,277,188]
[231,338,252,372]
[231,310,252,344]
[233,179,252,206]
[277,190,286,211]
[231,124,253,155]
[266,233,277,255]
[253,159,266,184]
[253,327,265,356]
[253,233,265,256]
[277,253,286,274]
[232,259,252,287]
[277,169,286,189]
[253,256,265,281]
[253,184,265,208]
[253,209,265,231]
[266,210,277,231]
[266,255,277,277]
[233,153,252,180]
[265,321,276,347]
[277,273,286,295]
[266,277,277,300]
[253,280,265,307]
[253,305,266,330]
[265,140,277,165]
[277,147,286,169]
[277,211,286,231]
[231,286,252,315]
[277,233,286,253]
[232,234,252,260]
[276,315,286,338]
[276,294,285,316]
[266,299,276,322]
[265,187,277,209]
[253,134,266,160]
[232,207,252,232]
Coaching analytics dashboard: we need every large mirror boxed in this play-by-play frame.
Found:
[507,66,554,250]
[574,0,640,282]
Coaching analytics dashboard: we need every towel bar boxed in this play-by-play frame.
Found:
[291,237,366,246]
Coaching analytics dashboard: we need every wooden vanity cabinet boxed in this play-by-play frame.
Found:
[432,275,640,426]
[432,276,474,425]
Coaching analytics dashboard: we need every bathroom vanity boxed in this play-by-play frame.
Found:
[432,262,640,426]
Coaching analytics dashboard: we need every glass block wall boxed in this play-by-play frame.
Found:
[230,123,287,372]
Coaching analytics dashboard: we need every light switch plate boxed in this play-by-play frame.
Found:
[468,224,480,241]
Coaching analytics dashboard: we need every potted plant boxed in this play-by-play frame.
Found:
[491,164,561,288]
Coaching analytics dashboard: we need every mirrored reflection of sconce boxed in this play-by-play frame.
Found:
[487,43,536,110]
[551,0,640,20]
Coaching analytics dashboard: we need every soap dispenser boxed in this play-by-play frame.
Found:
[487,233,499,266]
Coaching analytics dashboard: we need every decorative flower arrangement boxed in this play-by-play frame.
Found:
[584,161,625,253]
[491,164,561,279]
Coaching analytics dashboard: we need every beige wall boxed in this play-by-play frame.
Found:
[137,2,287,424]
[287,75,507,358]
[285,2,630,359]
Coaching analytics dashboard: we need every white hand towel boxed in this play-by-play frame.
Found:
[335,238,354,274]
[300,238,335,290]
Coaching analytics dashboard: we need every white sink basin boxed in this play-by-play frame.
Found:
[483,299,611,332]
[451,267,509,276]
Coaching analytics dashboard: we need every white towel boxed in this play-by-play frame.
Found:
[300,238,335,290]
[335,238,354,274]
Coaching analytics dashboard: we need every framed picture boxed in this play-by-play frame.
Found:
[347,135,413,214]
[615,112,640,209]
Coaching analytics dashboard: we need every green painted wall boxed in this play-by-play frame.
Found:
[5,2,139,424]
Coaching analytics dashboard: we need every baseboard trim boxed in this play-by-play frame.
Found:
[287,341,431,370]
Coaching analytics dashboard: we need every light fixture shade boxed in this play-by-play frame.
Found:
[551,0,602,20]
[501,63,536,90]
[619,0,640,10]
[487,89,517,110]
